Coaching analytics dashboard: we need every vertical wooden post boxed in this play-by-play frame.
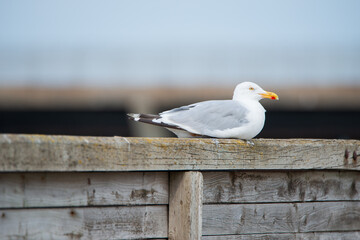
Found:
[169,171,203,240]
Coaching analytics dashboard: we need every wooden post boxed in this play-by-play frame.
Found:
[169,171,203,240]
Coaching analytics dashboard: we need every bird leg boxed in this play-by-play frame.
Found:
[244,140,255,146]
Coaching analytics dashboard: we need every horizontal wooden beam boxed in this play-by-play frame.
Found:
[202,232,360,240]
[0,134,359,172]
[203,202,360,235]
[202,171,360,203]
[0,172,168,208]
[0,206,168,239]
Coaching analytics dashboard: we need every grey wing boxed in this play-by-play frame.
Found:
[161,100,249,135]
[161,104,197,114]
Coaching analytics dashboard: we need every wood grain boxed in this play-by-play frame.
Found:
[203,171,360,203]
[1,134,359,171]
[0,172,168,208]
[169,171,203,240]
[0,206,167,240]
[203,231,360,240]
[202,202,360,235]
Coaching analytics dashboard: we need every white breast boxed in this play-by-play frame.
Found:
[240,100,266,139]
[213,100,265,140]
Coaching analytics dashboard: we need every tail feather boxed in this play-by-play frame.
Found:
[127,113,140,121]
[127,113,181,130]
[127,112,208,138]
[127,113,159,121]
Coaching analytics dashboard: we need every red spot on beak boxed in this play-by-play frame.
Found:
[259,91,279,100]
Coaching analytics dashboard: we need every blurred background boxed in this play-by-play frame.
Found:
[0,0,359,139]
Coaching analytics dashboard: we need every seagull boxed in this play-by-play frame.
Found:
[128,82,278,142]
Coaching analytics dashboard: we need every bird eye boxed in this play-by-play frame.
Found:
[249,87,254,90]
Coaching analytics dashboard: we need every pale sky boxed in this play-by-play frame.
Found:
[0,0,359,87]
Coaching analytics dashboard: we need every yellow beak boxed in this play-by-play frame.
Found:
[259,91,279,100]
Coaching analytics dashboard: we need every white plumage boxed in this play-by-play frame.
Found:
[128,82,278,140]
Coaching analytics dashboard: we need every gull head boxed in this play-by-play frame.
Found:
[233,82,279,102]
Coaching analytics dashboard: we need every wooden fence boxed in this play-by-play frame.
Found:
[0,134,359,239]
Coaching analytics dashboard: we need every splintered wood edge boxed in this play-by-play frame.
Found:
[0,134,359,172]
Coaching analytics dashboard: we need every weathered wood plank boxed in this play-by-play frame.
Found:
[0,172,168,208]
[169,171,203,240]
[203,231,360,240]
[0,134,360,171]
[0,134,359,171]
[0,206,168,240]
[203,171,360,203]
[203,202,360,235]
